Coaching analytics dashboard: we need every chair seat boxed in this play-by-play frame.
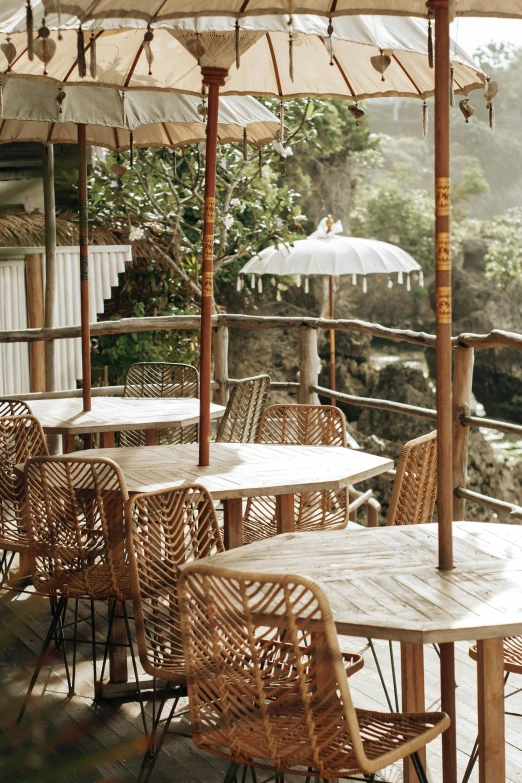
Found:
[469,637,522,674]
[197,705,449,777]
[33,564,132,601]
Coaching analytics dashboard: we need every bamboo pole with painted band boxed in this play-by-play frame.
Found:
[199,67,227,467]
[329,275,336,407]
[78,123,92,412]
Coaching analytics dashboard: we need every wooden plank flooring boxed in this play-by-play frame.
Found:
[1,585,522,782]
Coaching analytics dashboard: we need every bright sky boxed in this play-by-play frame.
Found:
[451,17,522,55]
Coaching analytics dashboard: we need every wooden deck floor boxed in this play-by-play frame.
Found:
[1,584,522,783]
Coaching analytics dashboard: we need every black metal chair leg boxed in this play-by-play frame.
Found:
[0,550,15,588]
[138,684,181,783]
[57,599,74,696]
[17,595,67,723]
[224,761,240,783]
[367,638,395,712]
[411,751,429,783]
[462,735,479,783]
[388,640,400,712]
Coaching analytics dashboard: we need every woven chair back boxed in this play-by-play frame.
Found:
[0,415,48,551]
[0,399,31,417]
[216,375,270,444]
[386,431,437,526]
[178,564,370,778]
[126,484,224,682]
[122,362,199,447]
[243,405,348,542]
[25,456,129,599]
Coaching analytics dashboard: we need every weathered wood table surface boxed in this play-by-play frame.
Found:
[23,397,225,452]
[191,521,522,783]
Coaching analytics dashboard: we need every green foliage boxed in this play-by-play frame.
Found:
[484,207,522,284]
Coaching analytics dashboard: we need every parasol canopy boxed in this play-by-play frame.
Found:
[0,76,281,148]
[37,0,522,20]
[240,217,421,283]
[0,15,485,100]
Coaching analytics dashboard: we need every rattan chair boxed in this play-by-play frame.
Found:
[179,563,449,782]
[386,431,437,526]
[121,362,199,447]
[243,404,349,543]
[0,415,48,588]
[125,484,225,781]
[215,375,270,444]
[0,399,32,417]
[20,455,145,726]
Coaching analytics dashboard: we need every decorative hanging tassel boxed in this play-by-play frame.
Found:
[0,79,3,117]
[251,274,256,289]
[398,271,403,284]
[419,270,424,287]
[144,25,154,75]
[352,273,357,285]
[304,277,309,294]
[387,278,393,289]
[271,277,276,287]
[241,277,245,290]
[34,19,56,75]
[89,32,97,78]
[56,88,66,113]
[129,131,134,168]
[1,36,17,72]
[121,91,126,126]
[362,277,368,293]
[258,277,263,293]
[422,100,428,139]
[326,18,335,65]
[243,127,248,161]
[258,149,262,177]
[172,149,176,176]
[77,25,86,78]
[279,100,285,143]
[236,277,241,292]
[485,78,498,132]
[235,20,240,69]
[348,102,364,126]
[289,30,294,82]
[450,65,455,107]
[57,0,62,40]
[459,97,476,123]
[370,49,391,82]
[276,288,282,302]
[406,274,411,291]
[296,274,301,287]
[26,1,34,61]
[428,18,434,69]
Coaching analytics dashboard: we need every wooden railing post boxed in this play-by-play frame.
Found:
[452,345,474,520]
[298,326,320,404]
[25,253,46,393]
[213,324,229,406]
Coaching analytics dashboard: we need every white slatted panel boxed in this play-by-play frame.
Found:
[0,245,131,395]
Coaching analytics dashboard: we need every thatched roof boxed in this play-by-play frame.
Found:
[0,211,124,248]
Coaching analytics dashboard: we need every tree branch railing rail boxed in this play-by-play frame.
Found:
[1,313,521,523]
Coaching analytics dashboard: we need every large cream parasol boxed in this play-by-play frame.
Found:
[240,215,421,403]
[0,8,484,465]
[0,72,280,411]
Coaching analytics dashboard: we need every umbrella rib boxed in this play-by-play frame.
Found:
[0,120,5,140]
[64,30,104,83]
[113,127,120,150]
[124,43,145,88]
[161,122,175,146]
[391,54,422,95]
[331,54,356,98]
[46,123,56,144]
[240,0,252,10]
[328,0,339,10]
[266,34,283,98]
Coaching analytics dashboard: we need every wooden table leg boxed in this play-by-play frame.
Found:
[276,493,295,534]
[145,429,158,446]
[477,638,505,783]
[108,600,129,685]
[100,431,115,448]
[440,641,457,783]
[224,498,243,549]
[401,642,426,783]
[62,434,76,453]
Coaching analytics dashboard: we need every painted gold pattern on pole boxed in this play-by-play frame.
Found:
[436,176,451,216]
[204,197,216,220]
[436,286,452,323]
[436,232,451,270]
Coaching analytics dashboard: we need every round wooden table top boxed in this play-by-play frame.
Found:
[188,521,522,644]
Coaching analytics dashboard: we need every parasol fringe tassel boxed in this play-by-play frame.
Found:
[77,26,86,78]
[304,277,309,294]
[236,276,241,292]
[251,274,256,289]
[327,18,334,66]
[57,0,62,40]
[450,65,455,107]
[489,100,495,131]
[129,131,134,168]
[279,100,284,143]
[121,91,126,126]
[89,32,96,78]
[258,277,263,293]
[258,149,262,177]
[235,20,240,69]
[0,79,2,118]
[26,1,34,60]
[387,278,393,289]
[289,31,294,82]
[398,271,403,284]
[419,270,424,287]
[271,276,276,287]
[428,18,433,69]
[144,26,154,75]
[407,274,411,291]
[362,277,367,294]
[352,273,357,285]
[243,127,248,161]
[422,101,428,139]
[296,274,301,287]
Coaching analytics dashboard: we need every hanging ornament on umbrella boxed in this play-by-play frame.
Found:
[55,87,66,113]
[325,18,335,66]
[459,96,476,123]
[143,25,154,75]
[370,49,392,82]
[1,36,17,72]
[25,0,33,61]
[89,31,97,78]
[349,101,364,126]
[422,100,428,139]
[34,18,56,75]
[484,78,498,132]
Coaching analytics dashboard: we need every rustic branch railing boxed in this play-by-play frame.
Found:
[1,313,520,523]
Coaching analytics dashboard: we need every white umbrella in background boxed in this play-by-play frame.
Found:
[0,7,485,464]
[240,215,421,403]
[0,74,280,412]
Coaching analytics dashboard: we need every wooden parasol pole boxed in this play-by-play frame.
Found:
[428,2,457,781]
[78,124,92,412]
[199,67,227,467]
[328,275,336,407]
[42,143,56,394]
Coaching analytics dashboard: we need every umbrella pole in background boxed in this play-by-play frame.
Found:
[42,143,56,395]
[329,275,336,406]
[199,67,227,467]
[78,123,92,413]
[429,2,457,782]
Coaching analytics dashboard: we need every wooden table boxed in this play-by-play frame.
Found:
[79,441,393,548]
[23,397,225,452]
[191,522,522,783]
